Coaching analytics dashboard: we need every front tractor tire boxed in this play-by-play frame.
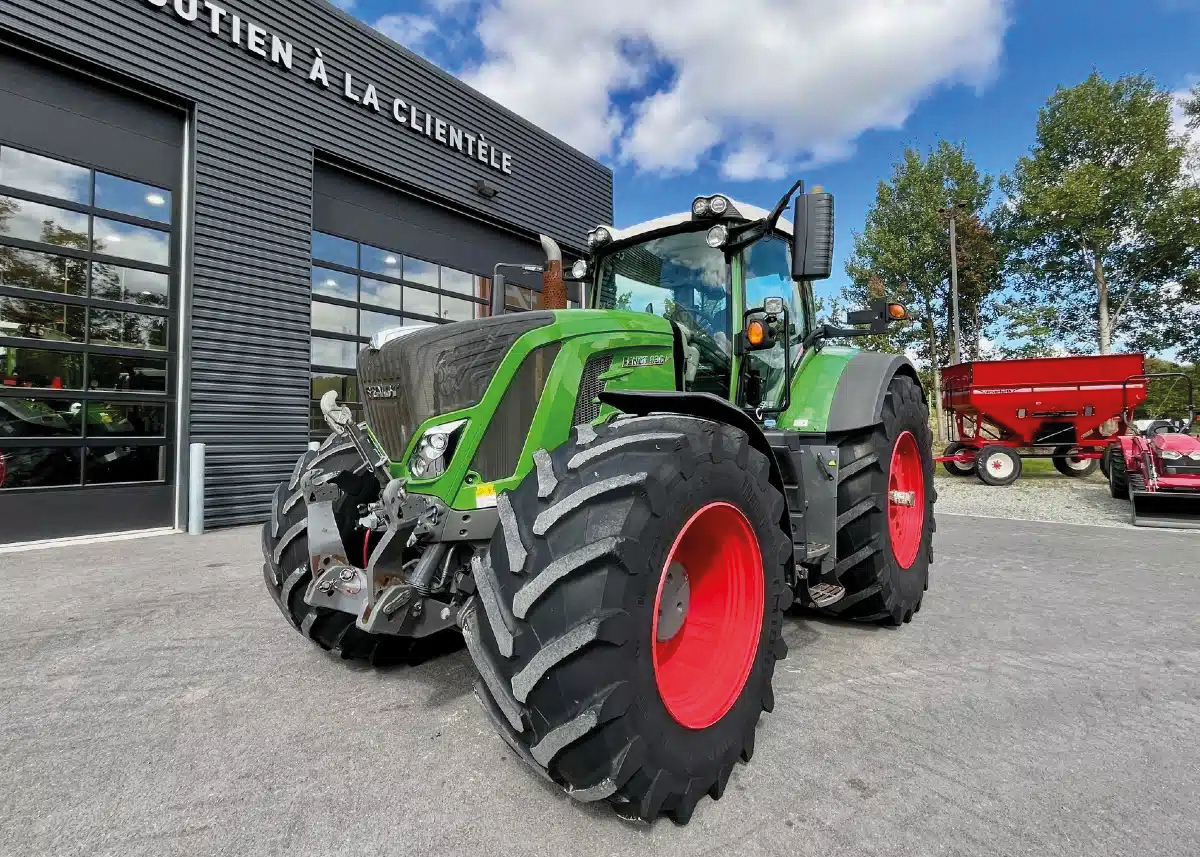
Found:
[822,374,935,625]
[261,439,403,663]
[464,415,791,825]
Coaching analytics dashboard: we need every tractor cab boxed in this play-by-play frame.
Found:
[575,182,840,422]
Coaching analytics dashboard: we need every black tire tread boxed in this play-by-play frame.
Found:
[1108,443,1129,499]
[468,414,791,825]
[820,375,934,625]
[262,444,406,664]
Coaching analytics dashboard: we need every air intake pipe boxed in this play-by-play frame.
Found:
[539,234,567,310]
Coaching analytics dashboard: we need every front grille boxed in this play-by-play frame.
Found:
[470,343,561,482]
[357,313,553,460]
[573,354,612,426]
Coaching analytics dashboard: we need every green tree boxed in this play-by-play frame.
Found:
[843,140,995,439]
[996,71,1200,358]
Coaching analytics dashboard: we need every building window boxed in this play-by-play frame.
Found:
[308,230,494,438]
[0,145,175,491]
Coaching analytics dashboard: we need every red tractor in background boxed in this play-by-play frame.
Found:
[1104,373,1200,529]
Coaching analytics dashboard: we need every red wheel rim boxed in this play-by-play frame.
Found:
[888,431,925,569]
[651,502,764,730]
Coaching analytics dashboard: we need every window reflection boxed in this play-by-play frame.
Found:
[0,397,80,437]
[0,445,81,489]
[311,337,358,369]
[360,278,402,309]
[361,245,403,278]
[312,267,357,301]
[85,445,167,485]
[0,248,86,297]
[0,345,84,389]
[89,309,168,350]
[82,402,166,437]
[311,371,357,404]
[505,284,537,310]
[87,354,168,392]
[441,295,475,322]
[360,308,405,339]
[0,195,90,246]
[93,217,169,266]
[91,263,169,307]
[94,173,172,223]
[310,301,356,335]
[0,147,90,204]
[312,232,357,267]
[441,267,473,295]
[405,257,438,288]
[0,296,85,343]
[405,287,438,318]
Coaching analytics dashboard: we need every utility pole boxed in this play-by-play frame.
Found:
[937,201,967,365]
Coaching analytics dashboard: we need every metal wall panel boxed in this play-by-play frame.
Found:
[1,0,613,528]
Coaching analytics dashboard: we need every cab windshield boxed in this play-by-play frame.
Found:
[596,230,732,396]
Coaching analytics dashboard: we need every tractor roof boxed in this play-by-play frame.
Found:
[600,200,794,243]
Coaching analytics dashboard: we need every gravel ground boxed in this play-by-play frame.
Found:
[933,469,1140,528]
[3,517,1200,857]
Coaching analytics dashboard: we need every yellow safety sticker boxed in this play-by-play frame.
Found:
[475,483,498,509]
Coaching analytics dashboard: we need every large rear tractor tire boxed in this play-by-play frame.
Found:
[463,415,791,825]
[261,438,405,663]
[820,374,934,625]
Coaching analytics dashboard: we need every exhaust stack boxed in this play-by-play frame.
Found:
[538,234,567,310]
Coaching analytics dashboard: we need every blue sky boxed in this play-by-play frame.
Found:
[331,0,1200,310]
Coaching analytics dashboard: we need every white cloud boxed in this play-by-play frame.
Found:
[376,13,439,51]
[331,0,356,10]
[391,0,1010,178]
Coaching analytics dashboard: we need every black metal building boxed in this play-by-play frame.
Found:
[0,0,612,544]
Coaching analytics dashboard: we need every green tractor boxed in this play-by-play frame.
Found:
[262,180,935,824]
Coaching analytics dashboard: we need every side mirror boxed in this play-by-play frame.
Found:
[846,298,907,333]
[792,190,834,281]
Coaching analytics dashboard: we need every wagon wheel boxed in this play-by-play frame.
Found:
[1052,446,1099,479]
[941,441,975,477]
[975,445,1022,486]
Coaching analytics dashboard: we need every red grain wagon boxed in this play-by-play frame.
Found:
[936,353,1149,486]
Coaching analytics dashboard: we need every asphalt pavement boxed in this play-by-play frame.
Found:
[2,515,1199,857]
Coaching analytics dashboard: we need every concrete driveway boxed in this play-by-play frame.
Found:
[2,515,1198,857]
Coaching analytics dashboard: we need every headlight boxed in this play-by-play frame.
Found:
[709,195,729,215]
[1189,451,1200,461]
[571,258,588,279]
[1160,450,1183,460]
[410,419,467,479]
[692,197,710,217]
[587,228,612,249]
[706,224,728,248]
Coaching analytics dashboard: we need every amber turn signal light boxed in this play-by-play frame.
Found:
[746,320,767,346]
[887,303,907,320]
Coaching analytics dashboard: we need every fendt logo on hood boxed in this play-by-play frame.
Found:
[365,384,398,399]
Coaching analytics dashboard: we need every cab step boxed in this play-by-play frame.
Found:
[806,582,845,608]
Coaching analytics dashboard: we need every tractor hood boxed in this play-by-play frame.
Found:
[357,313,555,461]
[1153,433,1200,454]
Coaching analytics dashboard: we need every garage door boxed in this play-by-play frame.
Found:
[0,52,184,543]
[308,164,569,439]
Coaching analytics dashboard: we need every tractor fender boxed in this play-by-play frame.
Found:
[826,351,924,433]
[595,390,786,495]
[595,389,796,594]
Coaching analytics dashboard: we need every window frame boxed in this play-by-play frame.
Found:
[0,143,177,492]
